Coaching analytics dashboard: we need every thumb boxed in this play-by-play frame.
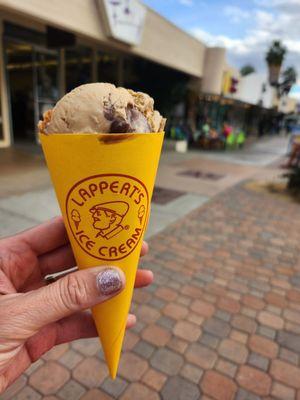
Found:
[3,267,125,339]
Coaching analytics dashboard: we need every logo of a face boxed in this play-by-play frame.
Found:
[66,174,148,261]
[89,201,129,239]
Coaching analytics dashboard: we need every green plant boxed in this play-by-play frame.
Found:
[280,66,297,95]
[266,40,287,66]
[240,64,255,76]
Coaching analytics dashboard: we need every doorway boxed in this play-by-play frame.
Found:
[4,40,59,144]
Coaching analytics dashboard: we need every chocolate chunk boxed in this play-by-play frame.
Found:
[110,118,131,133]
[104,108,114,121]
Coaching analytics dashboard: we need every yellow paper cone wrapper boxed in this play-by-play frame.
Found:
[40,132,164,378]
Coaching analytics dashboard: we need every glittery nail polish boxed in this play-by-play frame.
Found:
[97,268,122,295]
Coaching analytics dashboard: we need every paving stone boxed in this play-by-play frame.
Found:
[284,309,300,325]
[39,397,58,400]
[131,319,146,334]
[214,310,231,322]
[14,386,41,400]
[231,315,257,334]
[180,363,203,384]
[29,362,70,395]
[73,357,108,387]
[80,389,113,400]
[202,317,231,338]
[133,340,155,359]
[237,365,272,396]
[235,388,261,400]
[199,333,220,349]
[229,330,248,344]
[101,376,128,398]
[216,358,237,378]
[177,295,192,307]
[241,307,257,318]
[24,359,44,376]
[257,325,276,340]
[187,312,204,326]
[142,368,167,391]
[257,311,284,329]
[1,375,27,400]
[43,343,69,361]
[190,299,215,317]
[167,337,188,354]
[270,359,300,389]
[218,339,248,364]
[118,352,148,381]
[163,303,188,320]
[218,296,241,314]
[59,349,83,369]
[242,295,265,310]
[186,343,217,369]
[271,382,295,400]
[142,324,171,346]
[248,334,278,358]
[278,330,300,353]
[201,370,237,400]
[148,297,166,309]
[120,383,160,400]
[136,304,161,324]
[286,321,300,334]
[265,292,287,308]
[173,320,201,341]
[287,289,300,302]
[71,338,99,356]
[157,316,176,330]
[57,379,85,400]
[150,348,184,375]
[156,287,178,301]
[248,352,269,371]
[123,331,139,351]
[279,347,299,365]
[161,376,201,400]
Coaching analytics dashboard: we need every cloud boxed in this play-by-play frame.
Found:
[223,6,250,23]
[191,3,300,74]
[178,0,194,6]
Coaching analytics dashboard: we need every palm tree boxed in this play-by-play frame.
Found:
[281,66,297,95]
[265,40,287,85]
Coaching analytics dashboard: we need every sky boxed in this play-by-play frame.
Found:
[143,0,300,99]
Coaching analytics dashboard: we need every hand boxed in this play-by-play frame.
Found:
[0,217,153,393]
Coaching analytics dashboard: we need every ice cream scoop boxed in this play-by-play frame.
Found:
[39,83,166,134]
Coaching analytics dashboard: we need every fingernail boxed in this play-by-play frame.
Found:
[96,268,123,295]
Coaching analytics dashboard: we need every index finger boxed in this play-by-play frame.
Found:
[19,216,69,255]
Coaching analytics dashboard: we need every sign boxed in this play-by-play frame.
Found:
[101,0,146,46]
[66,174,148,261]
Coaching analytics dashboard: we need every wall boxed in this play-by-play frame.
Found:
[0,0,206,78]
[201,47,226,95]
[236,73,274,108]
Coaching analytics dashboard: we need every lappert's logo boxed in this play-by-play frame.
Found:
[66,174,148,261]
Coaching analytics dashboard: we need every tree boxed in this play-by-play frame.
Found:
[280,66,297,95]
[240,64,255,76]
[265,40,287,85]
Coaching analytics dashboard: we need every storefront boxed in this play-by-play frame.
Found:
[0,0,213,148]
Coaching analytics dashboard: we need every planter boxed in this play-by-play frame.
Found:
[164,139,188,153]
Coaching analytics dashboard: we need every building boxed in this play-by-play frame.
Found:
[0,0,228,148]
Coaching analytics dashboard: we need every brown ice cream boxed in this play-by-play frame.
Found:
[39,83,166,134]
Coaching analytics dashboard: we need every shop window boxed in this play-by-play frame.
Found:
[65,46,93,92]
[97,51,119,85]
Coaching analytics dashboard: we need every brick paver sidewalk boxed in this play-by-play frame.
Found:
[3,183,300,400]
